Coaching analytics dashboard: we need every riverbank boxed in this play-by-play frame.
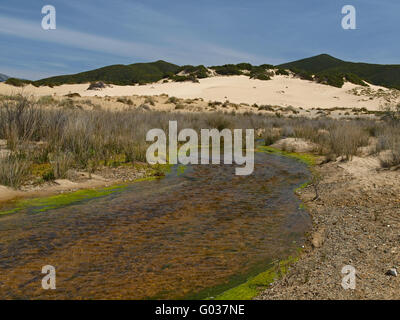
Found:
[258,154,400,299]
[0,163,165,214]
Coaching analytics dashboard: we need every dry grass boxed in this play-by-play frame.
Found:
[0,154,31,188]
[0,94,399,188]
[376,124,400,167]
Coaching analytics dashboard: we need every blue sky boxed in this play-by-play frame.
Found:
[1,0,399,80]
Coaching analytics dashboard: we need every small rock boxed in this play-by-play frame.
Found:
[386,268,398,277]
[315,156,328,165]
[87,81,109,90]
[311,227,325,248]
[64,92,81,98]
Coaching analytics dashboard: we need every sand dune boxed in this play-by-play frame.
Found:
[1,75,398,111]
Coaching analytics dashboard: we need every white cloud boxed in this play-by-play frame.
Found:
[0,15,270,66]
[0,15,165,59]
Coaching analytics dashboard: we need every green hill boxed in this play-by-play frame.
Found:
[6,55,400,89]
[279,54,400,89]
[34,60,179,86]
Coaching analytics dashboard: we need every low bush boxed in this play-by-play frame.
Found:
[117,97,134,105]
[326,123,369,159]
[276,69,289,76]
[0,155,31,188]
[5,78,32,87]
[210,64,242,76]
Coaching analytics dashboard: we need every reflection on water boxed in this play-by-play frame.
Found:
[0,152,311,299]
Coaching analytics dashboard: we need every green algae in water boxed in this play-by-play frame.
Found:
[0,184,129,216]
[213,255,299,300]
[176,164,186,176]
[196,147,315,301]
[182,149,313,301]
[182,253,300,300]
[257,146,316,166]
[0,163,176,216]
[0,150,310,299]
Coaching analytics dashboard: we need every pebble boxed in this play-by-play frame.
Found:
[386,268,398,277]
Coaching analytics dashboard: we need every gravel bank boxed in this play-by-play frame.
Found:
[258,159,400,299]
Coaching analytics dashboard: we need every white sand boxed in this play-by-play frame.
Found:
[1,75,397,111]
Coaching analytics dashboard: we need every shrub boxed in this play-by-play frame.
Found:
[0,96,42,148]
[210,64,242,76]
[258,64,274,69]
[276,69,289,76]
[251,73,271,81]
[58,98,76,109]
[258,105,274,111]
[50,152,74,179]
[262,128,280,145]
[315,72,344,88]
[208,101,223,107]
[236,63,253,71]
[281,126,295,137]
[169,75,198,82]
[122,141,147,163]
[249,66,273,80]
[144,96,156,106]
[376,125,400,167]
[0,155,31,188]
[327,124,369,159]
[64,93,81,98]
[138,104,151,111]
[117,97,133,105]
[38,95,56,105]
[5,78,32,87]
[206,115,232,130]
[178,65,209,79]
[381,103,400,122]
[290,68,313,81]
[167,96,179,104]
[345,73,368,86]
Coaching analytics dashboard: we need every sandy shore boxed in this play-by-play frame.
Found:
[1,75,398,111]
[258,154,400,299]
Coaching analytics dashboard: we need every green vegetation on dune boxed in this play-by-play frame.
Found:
[177,65,209,79]
[34,60,180,86]
[6,54,399,89]
[209,63,275,79]
[5,78,34,87]
[280,54,400,89]
[209,64,244,76]
[280,54,345,73]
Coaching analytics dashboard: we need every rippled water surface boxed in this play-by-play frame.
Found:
[0,152,311,299]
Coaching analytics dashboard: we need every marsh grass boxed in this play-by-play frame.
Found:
[327,123,370,160]
[1,95,399,188]
[0,154,31,188]
[376,124,400,167]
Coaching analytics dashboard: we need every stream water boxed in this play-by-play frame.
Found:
[0,151,311,299]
